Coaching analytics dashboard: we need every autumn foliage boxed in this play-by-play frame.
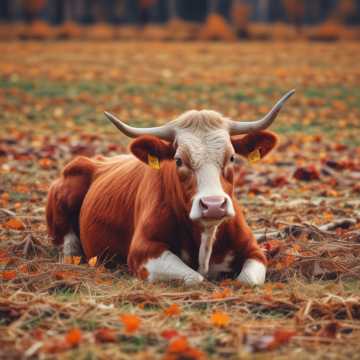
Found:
[1,41,360,359]
[198,14,236,41]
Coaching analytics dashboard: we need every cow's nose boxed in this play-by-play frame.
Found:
[199,196,227,219]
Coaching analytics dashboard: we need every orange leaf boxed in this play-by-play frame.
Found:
[95,328,117,343]
[219,279,242,288]
[137,302,145,309]
[161,329,179,340]
[165,337,205,360]
[64,256,81,265]
[247,329,296,352]
[271,329,296,349]
[39,158,53,169]
[0,251,10,265]
[211,311,230,327]
[323,212,334,221]
[164,304,181,317]
[65,328,82,347]
[1,193,9,203]
[88,256,97,267]
[2,270,16,281]
[18,264,30,273]
[14,202,21,209]
[211,287,233,299]
[3,218,25,230]
[119,314,141,334]
[167,336,189,353]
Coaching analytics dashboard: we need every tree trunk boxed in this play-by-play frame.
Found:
[64,0,72,22]
[168,0,177,20]
[208,0,219,14]
[258,0,269,22]
[0,0,10,21]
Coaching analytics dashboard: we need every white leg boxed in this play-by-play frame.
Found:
[237,259,266,286]
[144,250,204,286]
[63,231,83,257]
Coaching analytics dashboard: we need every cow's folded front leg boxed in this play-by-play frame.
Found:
[144,250,204,285]
[237,259,266,286]
[129,246,204,286]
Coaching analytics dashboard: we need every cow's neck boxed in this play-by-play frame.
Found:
[198,225,218,276]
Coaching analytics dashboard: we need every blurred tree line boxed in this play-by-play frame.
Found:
[1,0,359,25]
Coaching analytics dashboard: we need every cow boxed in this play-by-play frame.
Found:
[46,90,295,286]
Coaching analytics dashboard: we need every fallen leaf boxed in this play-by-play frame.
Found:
[64,256,81,265]
[38,158,53,169]
[245,329,296,352]
[165,336,205,360]
[211,287,233,299]
[3,218,25,230]
[94,328,117,343]
[119,314,141,334]
[164,304,182,317]
[2,270,17,281]
[167,336,189,353]
[161,329,179,340]
[54,271,77,280]
[65,328,82,347]
[211,311,230,327]
[320,322,340,338]
[88,256,97,267]
[293,165,320,181]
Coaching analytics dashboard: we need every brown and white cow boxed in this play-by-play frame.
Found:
[46,90,295,286]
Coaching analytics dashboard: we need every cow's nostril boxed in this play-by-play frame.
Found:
[199,199,208,211]
[220,198,227,210]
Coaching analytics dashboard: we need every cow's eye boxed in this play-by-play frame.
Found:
[175,157,183,167]
[230,154,235,163]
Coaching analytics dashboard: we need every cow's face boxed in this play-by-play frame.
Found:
[172,115,237,224]
[130,110,278,226]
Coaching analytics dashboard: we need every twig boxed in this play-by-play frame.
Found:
[255,218,358,243]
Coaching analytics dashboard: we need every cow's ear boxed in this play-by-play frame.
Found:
[231,131,278,160]
[130,135,174,168]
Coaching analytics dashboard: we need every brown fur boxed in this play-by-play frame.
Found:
[46,132,276,279]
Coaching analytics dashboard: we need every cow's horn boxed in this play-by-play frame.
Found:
[228,89,295,135]
[104,112,175,141]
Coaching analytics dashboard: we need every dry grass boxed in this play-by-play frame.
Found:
[1,41,360,359]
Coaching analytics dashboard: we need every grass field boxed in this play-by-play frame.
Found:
[1,41,360,359]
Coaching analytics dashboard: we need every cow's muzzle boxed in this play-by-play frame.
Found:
[199,196,227,219]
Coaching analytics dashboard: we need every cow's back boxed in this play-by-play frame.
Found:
[79,155,144,260]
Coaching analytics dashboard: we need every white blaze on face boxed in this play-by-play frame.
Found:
[190,163,235,220]
[173,110,238,279]
[176,128,235,222]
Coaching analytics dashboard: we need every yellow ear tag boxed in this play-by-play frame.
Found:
[247,149,261,163]
[147,154,160,170]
